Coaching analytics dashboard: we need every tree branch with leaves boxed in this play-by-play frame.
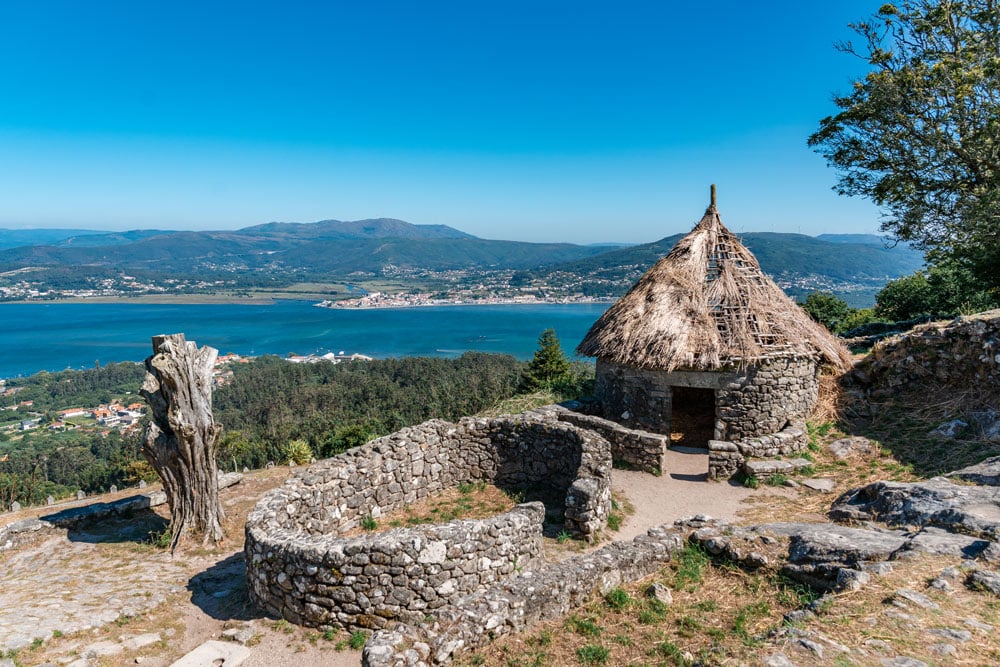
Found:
[809,0,1000,290]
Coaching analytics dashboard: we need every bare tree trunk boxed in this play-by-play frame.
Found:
[140,333,224,551]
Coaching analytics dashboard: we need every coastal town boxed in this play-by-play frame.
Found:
[0,269,247,302]
[1,257,890,308]
[1,381,146,438]
[316,290,610,309]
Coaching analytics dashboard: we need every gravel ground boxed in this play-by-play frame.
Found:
[0,448,767,666]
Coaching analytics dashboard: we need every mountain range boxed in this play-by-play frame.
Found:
[0,218,924,301]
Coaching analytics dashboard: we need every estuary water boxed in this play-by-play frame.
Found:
[0,301,610,378]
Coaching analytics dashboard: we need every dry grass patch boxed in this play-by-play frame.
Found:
[456,547,1000,667]
[343,482,517,536]
[457,542,822,667]
[860,384,1000,477]
[777,555,1000,666]
[737,419,921,525]
[477,391,561,418]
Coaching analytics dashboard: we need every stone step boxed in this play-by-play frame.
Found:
[169,640,250,667]
[742,458,812,477]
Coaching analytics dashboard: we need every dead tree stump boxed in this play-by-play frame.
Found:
[140,333,224,551]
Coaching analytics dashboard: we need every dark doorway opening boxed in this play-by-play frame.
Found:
[670,386,715,450]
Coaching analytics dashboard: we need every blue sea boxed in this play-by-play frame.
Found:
[0,301,610,378]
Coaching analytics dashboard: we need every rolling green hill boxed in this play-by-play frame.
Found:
[0,219,926,306]
[539,232,923,283]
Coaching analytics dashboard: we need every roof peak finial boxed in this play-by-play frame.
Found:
[710,183,717,209]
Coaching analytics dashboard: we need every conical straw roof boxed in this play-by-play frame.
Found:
[577,193,851,372]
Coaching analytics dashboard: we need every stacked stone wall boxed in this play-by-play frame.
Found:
[362,524,686,666]
[246,501,545,629]
[554,410,668,474]
[715,357,819,441]
[852,309,1000,400]
[245,415,612,630]
[594,357,819,444]
[708,421,808,479]
[594,361,675,434]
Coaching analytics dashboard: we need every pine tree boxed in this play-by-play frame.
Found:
[520,328,572,392]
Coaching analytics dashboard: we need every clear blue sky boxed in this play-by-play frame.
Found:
[0,1,884,244]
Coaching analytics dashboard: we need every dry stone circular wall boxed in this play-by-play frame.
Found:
[245,415,612,630]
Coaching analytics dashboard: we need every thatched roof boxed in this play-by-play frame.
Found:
[577,199,851,372]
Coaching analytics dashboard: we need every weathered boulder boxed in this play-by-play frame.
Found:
[757,523,908,565]
[901,527,995,560]
[750,523,908,591]
[949,456,1000,486]
[929,419,969,439]
[801,478,837,493]
[826,436,876,459]
[830,478,1000,539]
[971,409,1000,442]
[967,569,1000,596]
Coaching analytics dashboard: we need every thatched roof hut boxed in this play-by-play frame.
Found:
[577,191,850,372]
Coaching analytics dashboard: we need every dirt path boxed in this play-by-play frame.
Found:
[611,447,759,542]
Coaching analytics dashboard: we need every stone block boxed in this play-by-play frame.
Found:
[168,640,251,667]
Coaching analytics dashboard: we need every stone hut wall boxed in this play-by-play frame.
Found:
[594,357,818,442]
[594,360,677,434]
[715,356,819,441]
[245,415,612,630]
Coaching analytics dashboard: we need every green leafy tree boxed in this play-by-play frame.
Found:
[875,261,999,319]
[800,292,853,332]
[809,1,1000,290]
[520,329,573,392]
[841,307,881,332]
[875,272,935,320]
[320,423,375,458]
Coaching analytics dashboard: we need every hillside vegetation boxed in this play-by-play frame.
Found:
[0,353,534,510]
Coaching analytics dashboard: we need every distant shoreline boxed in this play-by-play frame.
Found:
[2,295,616,308]
[1,294,279,305]
[316,297,616,311]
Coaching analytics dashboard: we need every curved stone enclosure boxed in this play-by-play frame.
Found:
[245,415,612,629]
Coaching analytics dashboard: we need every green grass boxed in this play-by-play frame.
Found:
[733,600,771,646]
[575,644,609,665]
[348,631,366,650]
[361,515,378,531]
[603,588,631,611]
[673,543,710,590]
[675,614,702,637]
[637,598,667,624]
[566,615,602,638]
[654,638,690,665]
[529,630,553,647]
[765,473,788,486]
